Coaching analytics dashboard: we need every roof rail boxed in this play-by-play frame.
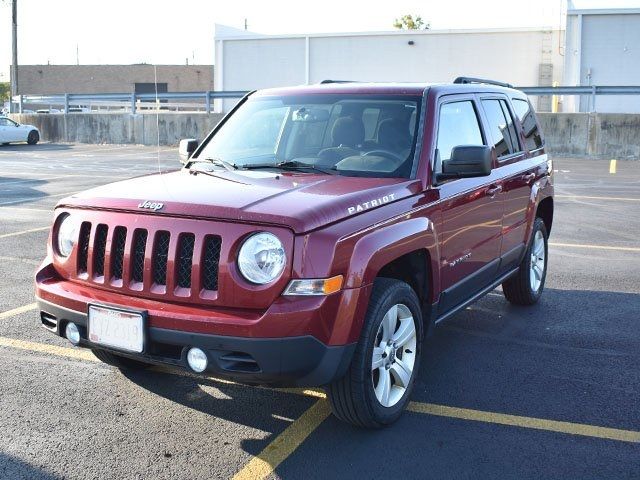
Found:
[319,79,360,84]
[453,77,514,88]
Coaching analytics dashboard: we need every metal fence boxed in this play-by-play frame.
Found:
[11,91,247,114]
[10,85,640,114]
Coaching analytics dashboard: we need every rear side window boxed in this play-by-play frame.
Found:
[436,101,484,170]
[512,99,544,151]
[481,99,521,158]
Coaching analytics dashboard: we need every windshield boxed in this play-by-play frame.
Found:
[195,94,421,178]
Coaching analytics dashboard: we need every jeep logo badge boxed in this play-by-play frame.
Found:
[138,200,164,211]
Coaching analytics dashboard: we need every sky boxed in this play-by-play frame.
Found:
[1,0,640,82]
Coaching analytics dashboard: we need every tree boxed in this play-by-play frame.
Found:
[0,82,10,102]
[393,14,430,30]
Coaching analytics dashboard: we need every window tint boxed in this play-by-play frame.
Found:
[436,101,484,171]
[482,99,521,157]
[512,99,543,151]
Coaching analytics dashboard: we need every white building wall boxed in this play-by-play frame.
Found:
[563,9,640,113]
[215,26,564,112]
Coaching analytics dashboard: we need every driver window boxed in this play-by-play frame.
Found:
[0,118,12,127]
[435,101,484,174]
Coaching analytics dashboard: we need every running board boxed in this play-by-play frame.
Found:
[434,267,519,324]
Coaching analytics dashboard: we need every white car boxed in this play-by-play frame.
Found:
[0,116,40,145]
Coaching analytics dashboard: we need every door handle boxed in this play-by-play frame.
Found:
[523,172,536,184]
[486,185,502,197]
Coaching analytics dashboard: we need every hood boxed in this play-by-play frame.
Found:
[59,168,416,233]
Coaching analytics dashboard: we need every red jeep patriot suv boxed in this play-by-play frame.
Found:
[36,78,553,427]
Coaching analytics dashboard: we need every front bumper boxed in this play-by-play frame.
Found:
[37,297,356,387]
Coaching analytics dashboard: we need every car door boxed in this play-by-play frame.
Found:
[434,96,504,315]
[479,96,533,274]
[0,117,12,142]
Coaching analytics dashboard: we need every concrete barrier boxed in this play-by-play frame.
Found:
[10,113,226,147]
[10,112,640,159]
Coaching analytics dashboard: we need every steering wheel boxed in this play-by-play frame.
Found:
[362,149,405,163]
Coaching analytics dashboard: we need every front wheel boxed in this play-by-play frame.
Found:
[502,217,548,305]
[326,278,423,428]
[27,130,39,145]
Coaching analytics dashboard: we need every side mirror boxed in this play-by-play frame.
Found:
[179,138,198,163]
[436,145,492,182]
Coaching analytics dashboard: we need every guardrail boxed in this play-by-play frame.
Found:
[11,85,640,114]
[11,91,248,114]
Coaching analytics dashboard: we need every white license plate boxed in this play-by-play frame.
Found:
[88,305,144,353]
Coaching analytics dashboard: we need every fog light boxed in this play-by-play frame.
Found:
[187,347,208,373]
[65,322,80,345]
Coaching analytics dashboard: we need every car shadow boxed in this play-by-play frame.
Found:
[119,287,640,473]
[0,452,61,479]
[0,143,73,152]
[120,367,317,457]
[0,177,50,207]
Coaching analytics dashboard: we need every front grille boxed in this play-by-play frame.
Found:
[77,222,91,274]
[93,224,108,277]
[73,221,222,300]
[131,229,147,283]
[176,234,195,288]
[111,226,127,280]
[153,231,170,285]
[202,236,222,291]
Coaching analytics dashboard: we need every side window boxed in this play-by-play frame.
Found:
[481,99,521,158]
[0,118,11,127]
[512,99,544,151]
[435,101,484,172]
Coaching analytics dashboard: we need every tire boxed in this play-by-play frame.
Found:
[27,130,39,145]
[326,278,423,428]
[91,348,150,371]
[502,217,548,305]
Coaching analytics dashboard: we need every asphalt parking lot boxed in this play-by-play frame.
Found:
[1,143,639,479]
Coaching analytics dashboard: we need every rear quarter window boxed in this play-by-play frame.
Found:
[512,99,544,151]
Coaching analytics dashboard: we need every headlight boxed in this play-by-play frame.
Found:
[56,213,78,258]
[237,232,286,284]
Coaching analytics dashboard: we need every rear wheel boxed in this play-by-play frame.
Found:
[91,348,150,371]
[27,130,39,145]
[502,217,548,305]
[326,278,423,428]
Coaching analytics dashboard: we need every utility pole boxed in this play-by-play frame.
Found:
[10,0,18,113]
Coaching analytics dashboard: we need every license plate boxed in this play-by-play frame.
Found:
[88,305,144,353]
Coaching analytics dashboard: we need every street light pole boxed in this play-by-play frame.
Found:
[10,0,18,113]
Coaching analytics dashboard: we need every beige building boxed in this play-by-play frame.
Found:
[17,64,214,95]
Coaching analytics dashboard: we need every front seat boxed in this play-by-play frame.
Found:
[317,116,365,167]
[377,118,411,153]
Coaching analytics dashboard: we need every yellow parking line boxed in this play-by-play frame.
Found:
[232,400,331,480]
[556,194,640,202]
[550,242,640,253]
[0,226,49,239]
[407,402,640,443]
[609,159,617,174]
[0,336,98,362]
[0,303,38,320]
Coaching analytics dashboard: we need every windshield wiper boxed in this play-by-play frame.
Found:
[242,160,337,175]
[196,157,239,172]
